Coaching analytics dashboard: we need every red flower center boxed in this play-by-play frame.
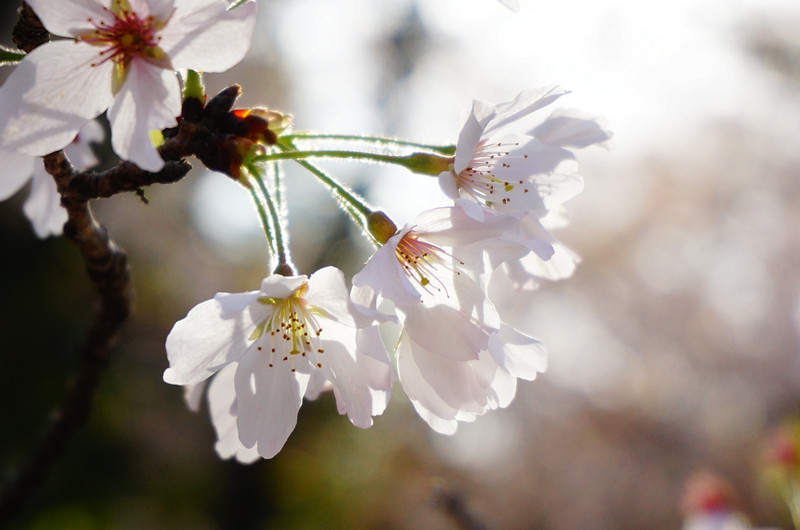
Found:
[81,2,162,67]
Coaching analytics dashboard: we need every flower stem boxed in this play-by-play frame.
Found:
[253,149,453,177]
[284,132,456,155]
[247,184,276,257]
[246,166,292,273]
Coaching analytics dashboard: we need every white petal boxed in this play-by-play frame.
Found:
[160,0,257,72]
[163,292,260,385]
[488,324,547,380]
[135,0,175,20]
[487,86,567,135]
[234,351,309,459]
[530,108,613,149]
[500,242,579,290]
[402,304,486,362]
[26,0,107,38]
[319,335,378,429]
[304,368,332,400]
[453,100,495,174]
[259,274,308,298]
[356,327,394,415]
[107,59,180,171]
[183,379,207,412]
[306,266,355,327]
[24,166,67,238]
[352,229,421,308]
[0,41,114,156]
[437,170,459,200]
[0,149,35,201]
[348,284,397,328]
[396,336,462,434]
[207,363,260,464]
[64,120,104,171]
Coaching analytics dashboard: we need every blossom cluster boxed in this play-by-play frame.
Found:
[0,0,610,461]
[163,86,611,460]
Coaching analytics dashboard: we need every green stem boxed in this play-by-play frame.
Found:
[292,157,372,217]
[247,185,276,257]
[246,166,291,272]
[253,149,452,176]
[284,132,456,155]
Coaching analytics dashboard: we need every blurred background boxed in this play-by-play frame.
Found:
[2,0,800,527]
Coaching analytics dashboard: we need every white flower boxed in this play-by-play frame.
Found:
[0,0,257,172]
[439,87,612,217]
[353,205,547,434]
[163,267,393,460]
[0,120,103,237]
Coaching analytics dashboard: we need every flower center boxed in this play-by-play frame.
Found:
[395,232,463,298]
[80,1,166,68]
[457,139,531,206]
[250,285,326,371]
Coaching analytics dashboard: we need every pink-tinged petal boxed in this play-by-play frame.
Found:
[0,149,35,201]
[500,242,579,290]
[488,324,547,381]
[356,327,394,415]
[348,285,397,328]
[26,0,109,38]
[135,0,175,20]
[306,266,355,327]
[64,120,104,171]
[24,167,67,238]
[163,292,260,385]
[107,59,180,171]
[319,337,378,429]
[234,351,309,459]
[402,305,486,362]
[0,41,115,156]
[207,363,260,464]
[160,0,257,72]
[454,99,495,174]
[396,337,462,434]
[352,229,421,308]
[402,332,491,415]
[417,204,520,249]
[480,349,517,408]
[487,86,567,135]
[530,108,613,149]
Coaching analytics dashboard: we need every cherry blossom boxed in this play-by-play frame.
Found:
[163,267,393,459]
[438,87,612,217]
[0,120,103,238]
[353,205,547,434]
[0,0,257,172]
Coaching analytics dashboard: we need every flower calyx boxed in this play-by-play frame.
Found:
[366,211,398,244]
